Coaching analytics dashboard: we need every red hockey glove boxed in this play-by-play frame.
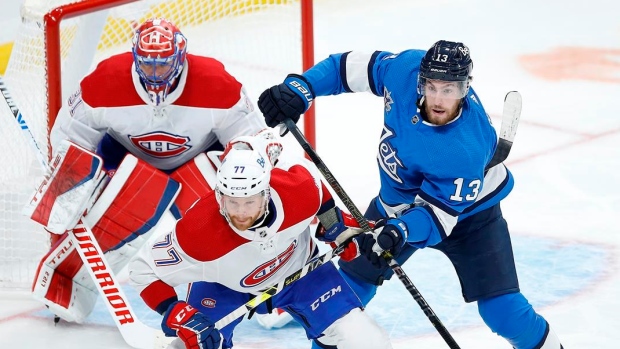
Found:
[339,233,388,269]
[162,301,221,349]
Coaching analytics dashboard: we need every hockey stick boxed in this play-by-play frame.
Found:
[0,76,48,169]
[2,77,170,349]
[485,91,522,170]
[70,219,171,349]
[283,118,461,349]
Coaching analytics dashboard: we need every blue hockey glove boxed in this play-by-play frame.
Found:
[258,74,314,127]
[315,207,365,245]
[162,301,221,349]
[373,218,408,256]
[352,219,408,268]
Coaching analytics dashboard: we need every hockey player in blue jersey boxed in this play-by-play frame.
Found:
[258,40,564,349]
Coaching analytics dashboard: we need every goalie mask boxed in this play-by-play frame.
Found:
[132,18,187,106]
[216,145,272,232]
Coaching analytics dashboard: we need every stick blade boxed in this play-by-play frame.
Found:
[499,91,522,143]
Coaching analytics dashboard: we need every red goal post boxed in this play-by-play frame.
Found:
[0,0,314,289]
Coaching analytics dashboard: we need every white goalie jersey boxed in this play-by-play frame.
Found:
[50,52,266,170]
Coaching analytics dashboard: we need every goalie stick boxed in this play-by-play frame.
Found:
[283,118,462,349]
[486,91,522,170]
[2,76,171,349]
[0,76,48,168]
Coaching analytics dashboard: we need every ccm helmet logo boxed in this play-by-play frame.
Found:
[231,186,247,190]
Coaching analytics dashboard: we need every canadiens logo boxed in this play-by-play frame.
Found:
[241,240,297,288]
[201,298,216,308]
[378,126,405,184]
[129,132,191,157]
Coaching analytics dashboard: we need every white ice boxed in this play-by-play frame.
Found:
[1,0,619,348]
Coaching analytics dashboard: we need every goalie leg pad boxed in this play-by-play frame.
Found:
[170,152,218,216]
[84,154,181,253]
[32,232,98,323]
[33,155,180,322]
[23,140,105,234]
[315,308,392,349]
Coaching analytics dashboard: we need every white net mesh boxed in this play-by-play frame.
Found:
[0,0,304,289]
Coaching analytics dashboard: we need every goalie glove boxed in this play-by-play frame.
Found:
[162,301,221,349]
[23,140,107,234]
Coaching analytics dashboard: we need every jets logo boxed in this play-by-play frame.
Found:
[129,132,191,157]
[241,240,297,287]
[378,126,405,184]
[383,87,394,112]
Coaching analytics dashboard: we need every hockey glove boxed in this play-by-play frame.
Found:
[352,219,408,269]
[373,219,408,254]
[162,301,221,349]
[340,233,388,269]
[258,74,314,127]
[315,207,366,245]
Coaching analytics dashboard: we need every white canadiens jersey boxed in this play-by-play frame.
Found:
[129,157,329,310]
[50,52,266,170]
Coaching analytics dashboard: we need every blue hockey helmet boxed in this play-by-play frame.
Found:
[418,40,473,98]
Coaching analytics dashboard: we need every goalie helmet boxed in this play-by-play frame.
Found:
[215,145,272,230]
[132,18,187,106]
[417,40,473,99]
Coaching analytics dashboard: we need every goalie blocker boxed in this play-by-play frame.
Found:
[28,142,181,322]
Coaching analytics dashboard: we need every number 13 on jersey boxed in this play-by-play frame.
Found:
[450,178,481,202]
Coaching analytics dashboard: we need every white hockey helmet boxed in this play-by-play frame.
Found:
[215,144,272,227]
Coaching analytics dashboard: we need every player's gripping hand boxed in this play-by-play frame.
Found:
[342,219,408,268]
[339,233,388,269]
[258,74,314,127]
[372,218,408,257]
[315,207,365,246]
[162,301,221,349]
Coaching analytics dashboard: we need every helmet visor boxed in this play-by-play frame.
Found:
[418,77,469,99]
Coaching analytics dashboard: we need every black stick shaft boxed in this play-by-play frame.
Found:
[283,118,461,349]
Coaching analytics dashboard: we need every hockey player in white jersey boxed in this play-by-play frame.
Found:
[26,17,267,324]
[129,131,392,349]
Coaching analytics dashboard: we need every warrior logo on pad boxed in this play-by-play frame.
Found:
[130,132,191,157]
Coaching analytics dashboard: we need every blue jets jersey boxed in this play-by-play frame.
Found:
[302,50,514,247]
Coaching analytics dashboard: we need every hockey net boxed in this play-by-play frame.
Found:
[0,0,313,289]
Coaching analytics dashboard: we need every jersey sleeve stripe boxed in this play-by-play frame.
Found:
[417,190,460,217]
[343,51,377,93]
[368,51,382,96]
[340,51,353,93]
